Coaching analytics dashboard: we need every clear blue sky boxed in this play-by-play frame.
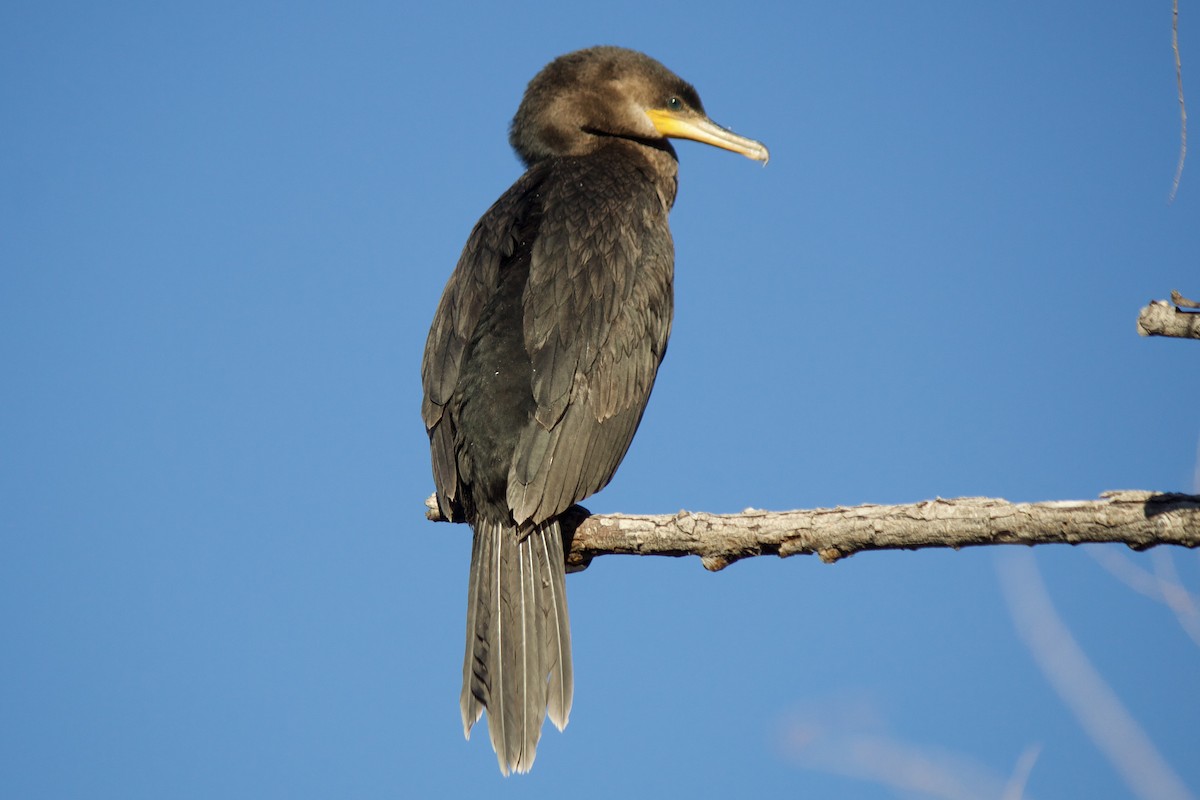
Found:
[3,2,1198,798]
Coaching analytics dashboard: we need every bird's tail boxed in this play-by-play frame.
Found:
[460,518,573,775]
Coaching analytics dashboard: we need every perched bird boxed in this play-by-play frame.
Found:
[421,46,768,775]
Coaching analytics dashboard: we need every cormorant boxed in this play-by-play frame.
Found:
[421,46,768,775]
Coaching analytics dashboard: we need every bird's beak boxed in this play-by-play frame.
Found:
[646,109,769,164]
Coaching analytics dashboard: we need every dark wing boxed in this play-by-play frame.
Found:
[422,170,547,520]
[506,156,674,524]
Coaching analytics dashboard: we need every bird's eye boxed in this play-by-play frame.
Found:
[666,96,682,111]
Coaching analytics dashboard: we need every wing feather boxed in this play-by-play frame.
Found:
[507,154,673,525]
[421,169,549,515]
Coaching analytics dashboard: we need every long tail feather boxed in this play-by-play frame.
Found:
[539,524,573,730]
[460,519,573,775]
[460,527,490,733]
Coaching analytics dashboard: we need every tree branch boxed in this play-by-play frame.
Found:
[1137,294,1200,339]
[426,491,1200,572]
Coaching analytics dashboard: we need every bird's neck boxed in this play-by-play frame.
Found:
[600,138,679,211]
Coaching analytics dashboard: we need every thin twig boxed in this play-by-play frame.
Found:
[1171,289,1200,309]
[1170,0,1188,202]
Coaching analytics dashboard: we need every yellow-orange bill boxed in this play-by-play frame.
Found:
[646,108,769,163]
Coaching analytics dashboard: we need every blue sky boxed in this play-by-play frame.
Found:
[3,2,1198,798]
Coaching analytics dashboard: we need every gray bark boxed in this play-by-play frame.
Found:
[1137,295,1200,339]
[427,491,1200,572]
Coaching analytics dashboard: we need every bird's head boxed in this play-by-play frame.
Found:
[509,46,769,167]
